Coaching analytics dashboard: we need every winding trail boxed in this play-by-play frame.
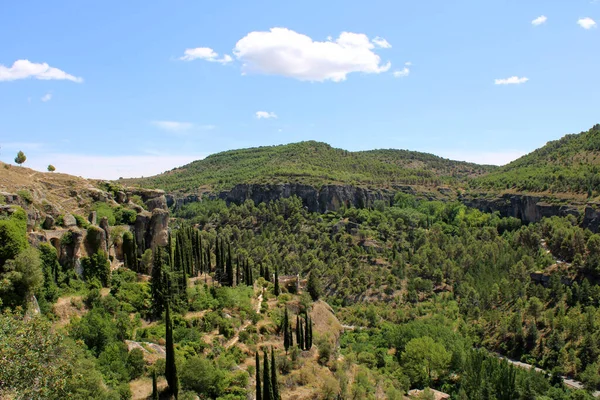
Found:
[224,288,263,350]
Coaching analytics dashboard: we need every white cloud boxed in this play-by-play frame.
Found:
[41,93,52,102]
[393,67,410,78]
[494,76,529,85]
[256,111,277,119]
[151,120,193,132]
[0,59,83,82]
[180,47,233,64]
[234,28,391,82]
[372,36,392,48]
[577,17,597,29]
[532,15,547,26]
[405,61,412,66]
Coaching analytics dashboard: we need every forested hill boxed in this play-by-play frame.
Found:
[471,124,600,195]
[124,141,495,192]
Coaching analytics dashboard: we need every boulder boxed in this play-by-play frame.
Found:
[115,191,128,204]
[63,213,77,228]
[88,211,97,225]
[42,215,55,230]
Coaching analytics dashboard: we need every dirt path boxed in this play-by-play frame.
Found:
[224,288,264,350]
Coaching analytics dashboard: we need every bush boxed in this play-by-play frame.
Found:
[114,207,137,225]
[74,214,90,229]
[0,214,28,265]
[180,356,227,398]
[92,202,116,226]
[16,190,33,204]
[81,251,111,287]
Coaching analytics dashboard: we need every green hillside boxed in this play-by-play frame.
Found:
[471,124,600,195]
[124,141,495,192]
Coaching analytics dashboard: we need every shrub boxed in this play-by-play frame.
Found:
[16,190,33,204]
[91,202,116,226]
[81,251,111,287]
[0,216,28,265]
[74,214,90,229]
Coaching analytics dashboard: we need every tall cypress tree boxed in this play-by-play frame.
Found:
[271,347,279,400]
[274,266,280,296]
[152,370,158,400]
[262,350,272,400]
[289,323,294,348]
[165,303,179,398]
[265,266,271,282]
[259,263,264,281]
[299,318,305,351]
[256,351,262,400]
[308,316,313,349]
[283,307,290,353]
[226,242,233,287]
[296,315,301,349]
[304,314,310,350]
[150,246,165,318]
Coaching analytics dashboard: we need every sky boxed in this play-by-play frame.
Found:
[1,0,599,179]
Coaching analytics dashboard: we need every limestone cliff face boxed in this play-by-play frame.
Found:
[134,208,169,255]
[460,193,600,232]
[168,183,399,213]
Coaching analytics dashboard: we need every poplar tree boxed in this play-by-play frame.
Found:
[165,303,179,398]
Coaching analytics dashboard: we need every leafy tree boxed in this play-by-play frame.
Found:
[14,150,26,166]
[307,270,321,301]
[81,251,111,287]
[0,247,44,307]
[47,164,55,172]
[180,356,226,398]
[401,336,451,386]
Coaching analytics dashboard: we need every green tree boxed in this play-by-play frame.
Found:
[256,351,262,400]
[271,347,279,400]
[152,370,159,400]
[0,247,44,307]
[165,303,179,398]
[307,270,321,301]
[401,336,451,386]
[263,349,273,400]
[81,251,111,287]
[47,164,55,172]
[14,150,26,166]
[274,266,280,296]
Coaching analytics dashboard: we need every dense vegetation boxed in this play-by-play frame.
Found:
[124,141,495,192]
[471,124,600,195]
[3,188,600,398]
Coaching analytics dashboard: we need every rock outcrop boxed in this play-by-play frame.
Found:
[134,208,169,255]
[460,193,600,232]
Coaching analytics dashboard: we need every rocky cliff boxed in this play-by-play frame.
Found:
[167,183,453,213]
[460,193,600,232]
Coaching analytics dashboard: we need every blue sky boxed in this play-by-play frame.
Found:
[1,0,599,179]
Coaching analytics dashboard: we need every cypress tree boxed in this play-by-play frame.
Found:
[271,347,279,400]
[308,316,313,349]
[265,265,271,282]
[274,266,280,296]
[150,246,165,318]
[304,314,310,350]
[299,319,305,351]
[152,370,158,400]
[259,263,264,281]
[226,242,233,286]
[215,237,221,282]
[283,307,290,353]
[165,303,179,398]
[289,323,294,348]
[296,315,301,348]
[262,350,272,400]
[256,351,262,400]
[167,232,173,270]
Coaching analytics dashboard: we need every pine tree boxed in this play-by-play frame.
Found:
[14,150,26,166]
[165,303,179,398]
[263,349,272,400]
[274,266,280,296]
[152,370,159,400]
[307,270,321,301]
[256,351,262,400]
[271,347,279,400]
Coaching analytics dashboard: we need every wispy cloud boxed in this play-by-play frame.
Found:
[41,93,52,102]
[180,47,233,64]
[151,120,193,132]
[0,60,83,83]
[393,67,410,78]
[532,15,547,26]
[495,76,529,85]
[256,111,277,119]
[372,37,392,48]
[577,17,597,29]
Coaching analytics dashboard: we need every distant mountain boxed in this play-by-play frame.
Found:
[123,141,495,192]
[471,124,600,195]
